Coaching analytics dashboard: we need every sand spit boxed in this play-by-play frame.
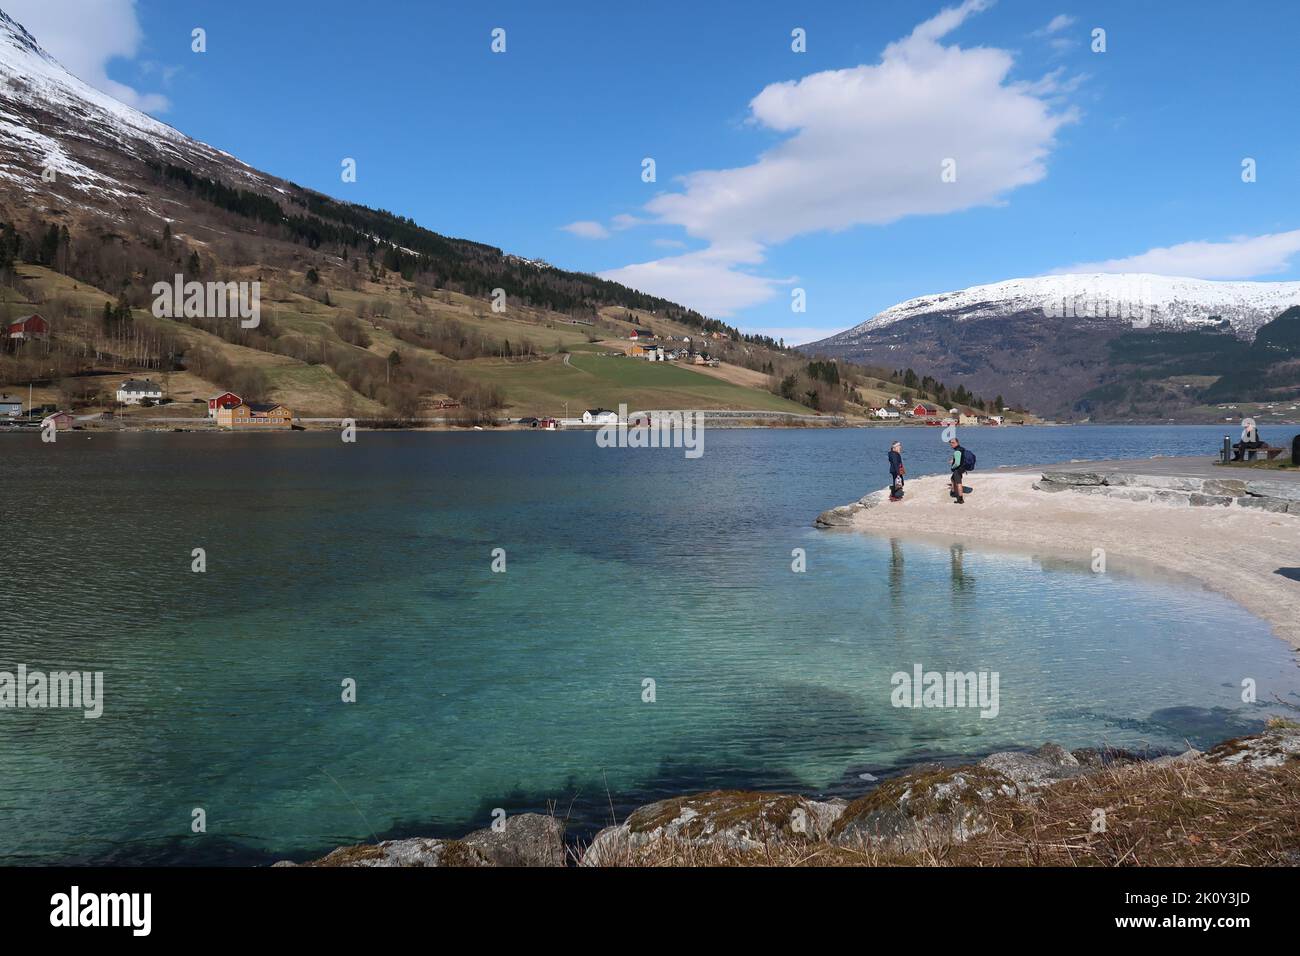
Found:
[816,462,1300,648]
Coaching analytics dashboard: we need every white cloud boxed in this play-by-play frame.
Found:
[561,220,610,240]
[598,0,1076,316]
[4,0,170,112]
[600,247,793,318]
[1052,230,1300,279]
[1034,14,1076,36]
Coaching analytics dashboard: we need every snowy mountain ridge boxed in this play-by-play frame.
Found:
[839,272,1300,342]
[0,6,262,206]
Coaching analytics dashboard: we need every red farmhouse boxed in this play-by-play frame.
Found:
[7,313,49,341]
[207,391,242,418]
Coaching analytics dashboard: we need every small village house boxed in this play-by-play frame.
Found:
[41,410,74,431]
[911,403,938,418]
[215,401,294,429]
[629,329,655,340]
[874,407,901,419]
[958,413,980,426]
[581,408,618,424]
[6,313,49,342]
[207,391,242,418]
[116,378,163,405]
[0,394,23,418]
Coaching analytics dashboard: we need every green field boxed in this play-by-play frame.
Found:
[471,353,811,416]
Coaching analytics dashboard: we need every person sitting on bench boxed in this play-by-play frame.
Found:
[1232,423,1265,461]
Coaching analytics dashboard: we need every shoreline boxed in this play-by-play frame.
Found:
[816,457,1300,649]
[4,420,1294,435]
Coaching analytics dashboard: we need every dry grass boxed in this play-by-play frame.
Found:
[585,758,1300,867]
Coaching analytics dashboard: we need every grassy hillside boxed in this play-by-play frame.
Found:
[2,233,1023,424]
[0,263,862,421]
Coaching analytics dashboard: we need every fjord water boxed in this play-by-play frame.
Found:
[2,425,1297,864]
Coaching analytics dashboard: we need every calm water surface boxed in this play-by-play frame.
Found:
[1,425,1297,864]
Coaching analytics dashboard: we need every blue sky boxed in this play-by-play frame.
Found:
[14,0,1300,344]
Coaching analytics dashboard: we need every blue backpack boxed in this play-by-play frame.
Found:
[960,447,976,471]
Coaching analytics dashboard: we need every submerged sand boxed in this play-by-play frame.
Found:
[838,470,1300,649]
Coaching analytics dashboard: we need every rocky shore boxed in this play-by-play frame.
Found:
[279,723,1300,866]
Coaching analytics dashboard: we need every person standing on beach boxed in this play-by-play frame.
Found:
[888,441,905,500]
[948,436,969,504]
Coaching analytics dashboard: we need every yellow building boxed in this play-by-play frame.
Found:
[216,402,293,429]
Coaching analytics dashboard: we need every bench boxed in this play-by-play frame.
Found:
[1242,445,1285,462]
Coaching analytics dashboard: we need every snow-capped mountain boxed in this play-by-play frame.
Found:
[804,273,1300,418]
[840,273,1300,342]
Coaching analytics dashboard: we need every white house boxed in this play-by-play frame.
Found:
[0,394,22,418]
[873,407,901,419]
[116,378,163,405]
[887,398,906,408]
[582,408,618,424]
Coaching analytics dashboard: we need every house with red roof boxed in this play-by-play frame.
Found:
[7,313,49,341]
[207,391,242,418]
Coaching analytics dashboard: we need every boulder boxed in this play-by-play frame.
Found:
[460,812,567,866]
[828,765,1017,852]
[1237,496,1291,513]
[815,503,865,528]
[1206,724,1300,770]
[1124,474,1205,492]
[976,743,1088,795]
[288,812,565,868]
[1245,480,1300,502]
[815,490,886,528]
[1032,480,1072,493]
[1040,471,1107,486]
[1200,478,1249,497]
[1188,493,1233,508]
[581,791,845,865]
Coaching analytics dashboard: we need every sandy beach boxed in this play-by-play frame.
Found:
[825,461,1300,649]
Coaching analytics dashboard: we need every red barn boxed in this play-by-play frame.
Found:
[7,313,49,341]
[912,403,937,417]
[207,391,242,418]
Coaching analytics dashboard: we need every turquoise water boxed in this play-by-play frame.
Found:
[1,425,1297,864]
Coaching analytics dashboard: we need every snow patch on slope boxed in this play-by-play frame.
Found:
[0,7,263,196]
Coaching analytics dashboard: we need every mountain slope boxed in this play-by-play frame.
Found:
[0,7,840,419]
[0,6,723,326]
[805,274,1300,419]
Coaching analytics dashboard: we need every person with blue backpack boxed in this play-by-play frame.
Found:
[948,436,975,504]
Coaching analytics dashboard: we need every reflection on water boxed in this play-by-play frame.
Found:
[0,426,1297,864]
